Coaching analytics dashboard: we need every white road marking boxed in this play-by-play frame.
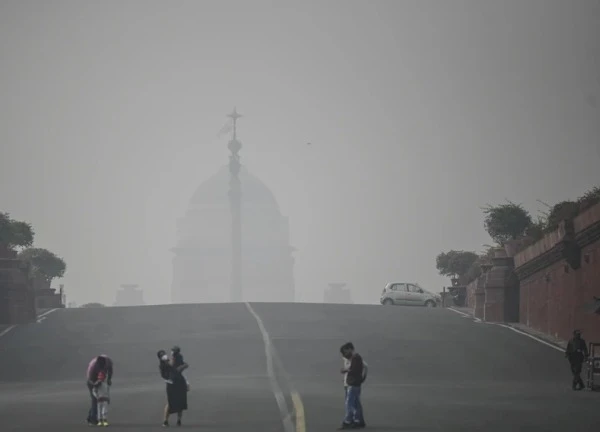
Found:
[447,307,470,318]
[245,302,295,432]
[495,323,564,352]
[0,325,16,338]
[447,308,563,352]
[2,308,59,336]
[37,308,58,319]
[447,307,481,322]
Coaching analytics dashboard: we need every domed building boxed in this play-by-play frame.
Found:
[171,111,295,304]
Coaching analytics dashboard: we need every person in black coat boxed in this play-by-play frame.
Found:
[157,348,189,427]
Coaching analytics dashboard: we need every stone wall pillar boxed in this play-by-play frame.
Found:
[473,271,488,320]
[0,255,36,325]
[484,249,515,322]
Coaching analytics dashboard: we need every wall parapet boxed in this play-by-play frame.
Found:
[514,201,600,280]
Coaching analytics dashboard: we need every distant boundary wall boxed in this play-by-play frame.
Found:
[514,202,600,342]
[462,202,600,343]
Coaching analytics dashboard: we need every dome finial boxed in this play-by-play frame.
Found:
[228,107,242,121]
[227,107,243,142]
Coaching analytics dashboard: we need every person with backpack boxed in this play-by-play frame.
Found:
[342,347,368,428]
[339,342,366,429]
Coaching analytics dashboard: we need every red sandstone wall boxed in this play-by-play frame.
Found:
[517,202,600,343]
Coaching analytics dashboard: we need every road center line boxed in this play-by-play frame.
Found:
[245,302,297,432]
[291,391,305,432]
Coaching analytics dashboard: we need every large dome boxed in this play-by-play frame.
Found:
[188,165,280,214]
[172,162,295,304]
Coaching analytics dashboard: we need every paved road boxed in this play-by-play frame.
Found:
[0,303,599,432]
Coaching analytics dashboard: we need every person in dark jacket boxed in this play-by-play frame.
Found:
[565,329,589,390]
[339,342,365,429]
[342,353,368,427]
[158,348,189,427]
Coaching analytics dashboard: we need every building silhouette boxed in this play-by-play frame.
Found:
[324,283,353,304]
[114,284,144,307]
[171,109,295,303]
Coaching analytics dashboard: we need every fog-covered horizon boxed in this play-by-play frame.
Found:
[1,0,598,306]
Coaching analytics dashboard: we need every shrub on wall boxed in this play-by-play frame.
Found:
[540,186,600,232]
[577,186,600,212]
[526,216,547,242]
[546,201,580,232]
[483,202,533,245]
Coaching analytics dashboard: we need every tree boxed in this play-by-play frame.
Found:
[435,251,453,276]
[436,250,479,279]
[18,248,66,284]
[483,202,532,245]
[0,212,34,250]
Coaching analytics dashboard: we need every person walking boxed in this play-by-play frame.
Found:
[565,329,589,390]
[342,350,367,428]
[86,355,113,426]
[339,342,366,429]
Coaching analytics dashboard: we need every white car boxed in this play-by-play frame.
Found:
[380,282,440,307]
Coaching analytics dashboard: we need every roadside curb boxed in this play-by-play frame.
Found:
[37,308,58,319]
[501,323,567,351]
[0,324,16,338]
[448,307,567,352]
[1,308,59,339]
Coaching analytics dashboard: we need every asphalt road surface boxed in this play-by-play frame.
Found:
[1,302,599,432]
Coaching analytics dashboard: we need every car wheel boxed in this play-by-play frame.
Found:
[382,298,394,305]
[425,300,436,308]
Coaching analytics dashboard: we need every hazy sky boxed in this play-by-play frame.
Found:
[1,0,599,306]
